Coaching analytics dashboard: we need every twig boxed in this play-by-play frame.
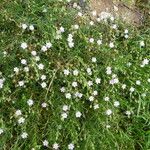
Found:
[45,69,58,99]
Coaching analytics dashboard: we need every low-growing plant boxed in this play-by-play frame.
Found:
[0,0,150,150]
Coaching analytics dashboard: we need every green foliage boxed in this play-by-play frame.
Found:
[0,0,150,150]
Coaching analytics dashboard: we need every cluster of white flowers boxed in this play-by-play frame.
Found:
[22,23,34,31]
[41,42,52,52]
[99,12,113,21]
[42,140,74,150]
[1,1,149,149]
[67,34,74,48]
[124,29,129,39]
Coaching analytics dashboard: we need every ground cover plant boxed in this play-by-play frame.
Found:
[0,0,150,149]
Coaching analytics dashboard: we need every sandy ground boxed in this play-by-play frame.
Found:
[90,0,143,25]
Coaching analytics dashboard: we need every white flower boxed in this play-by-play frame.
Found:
[127,62,132,67]
[112,24,117,29]
[90,21,94,26]
[74,24,79,30]
[75,92,83,98]
[114,101,120,107]
[68,34,73,40]
[130,87,135,92]
[38,63,44,70]
[73,2,78,8]
[72,81,78,87]
[18,81,24,87]
[22,24,28,30]
[29,25,34,31]
[73,70,79,76]
[31,51,37,56]
[87,81,93,87]
[62,105,69,111]
[97,40,102,45]
[142,92,146,97]
[124,34,129,39]
[92,90,98,96]
[97,17,101,22]
[140,41,145,47]
[41,102,47,108]
[18,117,25,124]
[124,29,128,34]
[27,99,34,106]
[89,96,94,102]
[109,78,119,85]
[77,6,81,10]
[65,93,71,99]
[46,42,52,48]
[106,125,111,128]
[64,69,70,76]
[61,112,68,119]
[59,26,65,33]
[89,38,94,43]
[78,12,82,17]
[109,42,114,48]
[142,59,149,65]
[41,45,47,52]
[0,79,4,89]
[106,109,112,115]
[92,57,97,63]
[41,75,46,81]
[87,68,92,75]
[148,78,150,83]
[112,74,117,78]
[68,143,74,150]
[53,143,59,149]
[41,82,47,88]
[76,111,82,118]
[21,59,27,65]
[43,140,49,147]
[21,132,28,139]
[56,30,62,39]
[15,110,22,116]
[92,10,97,16]
[122,84,126,89]
[68,42,74,48]
[14,67,19,73]
[60,87,65,93]
[95,78,101,84]
[24,66,29,72]
[106,67,112,75]
[94,104,99,110]
[35,56,40,61]
[125,111,131,116]
[0,128,4,135]
[136,80,141,85]
[104,97,109,101]
[110,16,115,21]
[21,42,28,49]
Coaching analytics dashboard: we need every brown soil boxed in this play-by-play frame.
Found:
[90,0,143,25]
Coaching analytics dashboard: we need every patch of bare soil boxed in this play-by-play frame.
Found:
[90,0,143,25]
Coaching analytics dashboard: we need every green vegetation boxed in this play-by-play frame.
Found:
[0,0,150,150]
